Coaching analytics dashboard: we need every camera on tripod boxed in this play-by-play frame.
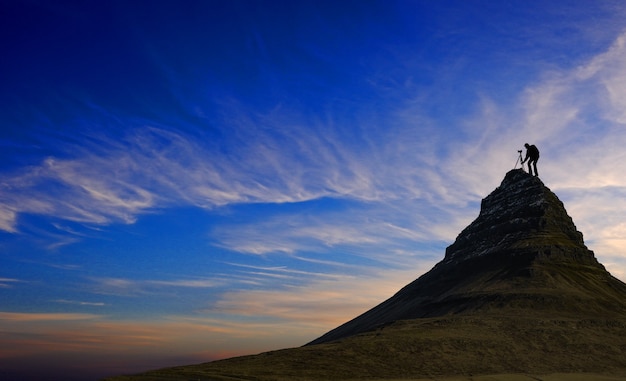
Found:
[514,149,525,171]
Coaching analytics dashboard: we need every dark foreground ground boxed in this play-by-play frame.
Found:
[105,315,626,381]
[107,373,626,381]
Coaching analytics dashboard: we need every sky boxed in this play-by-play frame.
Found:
[2,0,626,379]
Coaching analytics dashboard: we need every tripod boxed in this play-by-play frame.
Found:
[514,150,525,172]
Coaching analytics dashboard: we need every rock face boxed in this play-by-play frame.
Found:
[309,169,626,345]
[443,168,589,265]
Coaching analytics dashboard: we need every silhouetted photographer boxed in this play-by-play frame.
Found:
[521,143,540,177]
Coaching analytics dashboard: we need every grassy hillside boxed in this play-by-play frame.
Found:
[106,314,626,381]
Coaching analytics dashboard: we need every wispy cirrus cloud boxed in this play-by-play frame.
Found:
[210,200,455,268]
[209,263,432,331]
[0,309,315,370]
[53,299,106,307]
[0,207,17,233]
[89,276,220,297]
[0,312,174,360]
[0,312,100,322]
[220,262,363,292]
[0,278,24,288]
[0,112,431,235]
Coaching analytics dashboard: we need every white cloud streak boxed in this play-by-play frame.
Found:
[0,277,23,288]
[210,200,456,272]
[0,312,100,322]
[53,299,106,307]
[88,276,221,297]
[208,263,433,335]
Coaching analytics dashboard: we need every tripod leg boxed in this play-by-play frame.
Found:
[515,154,523,171]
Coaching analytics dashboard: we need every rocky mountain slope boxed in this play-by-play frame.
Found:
[107,169,626,380]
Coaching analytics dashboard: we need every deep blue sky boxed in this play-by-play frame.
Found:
[2,1,626,379]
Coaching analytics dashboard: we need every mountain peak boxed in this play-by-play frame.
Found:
[443,169,591,266]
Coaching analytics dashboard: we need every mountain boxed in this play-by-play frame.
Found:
[308,169,626,344]
[106,169,626,380]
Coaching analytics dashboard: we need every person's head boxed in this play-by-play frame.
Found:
[524,143,530,148]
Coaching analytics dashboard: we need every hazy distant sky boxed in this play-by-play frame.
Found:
[3,1,626,379]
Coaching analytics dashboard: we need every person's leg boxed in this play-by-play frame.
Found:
[532,160,538,177]
[527,161,533,175]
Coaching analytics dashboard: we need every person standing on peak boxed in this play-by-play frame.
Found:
[522,143,540,176]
